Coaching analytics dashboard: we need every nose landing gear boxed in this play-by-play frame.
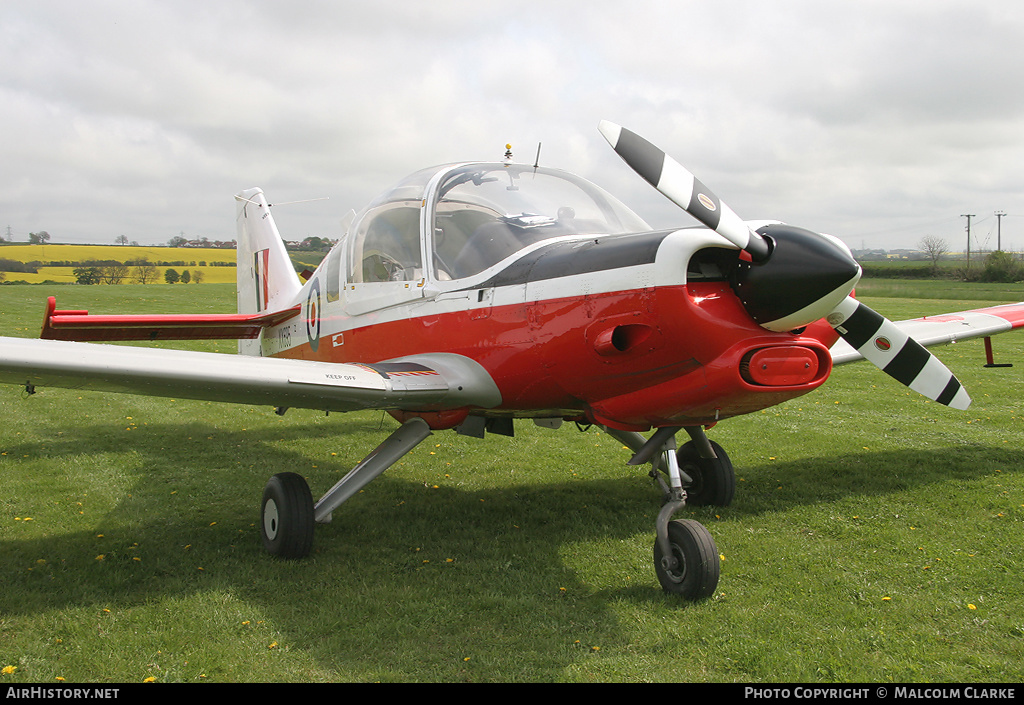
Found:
[618,425,722,600]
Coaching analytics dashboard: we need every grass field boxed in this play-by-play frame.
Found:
[1,283,1022,683]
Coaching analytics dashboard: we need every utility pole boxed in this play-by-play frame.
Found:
[962,214,975,268]
[995,211,1006,251]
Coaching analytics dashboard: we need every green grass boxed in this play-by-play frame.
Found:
[854,279,1024,302]
[1,283,1023,682]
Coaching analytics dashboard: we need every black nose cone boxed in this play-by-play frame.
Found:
[732,224,861,331]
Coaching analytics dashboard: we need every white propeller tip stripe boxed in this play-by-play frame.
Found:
[598,120,622,146]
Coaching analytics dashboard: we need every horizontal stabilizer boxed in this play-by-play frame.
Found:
[39,296,300,341]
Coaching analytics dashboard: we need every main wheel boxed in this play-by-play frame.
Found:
[654,519,720,600]
[678,440,735,507]
[261,472,315,559]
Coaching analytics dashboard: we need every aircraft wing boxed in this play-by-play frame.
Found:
[0,336,501,413]
[830,302,1024,365]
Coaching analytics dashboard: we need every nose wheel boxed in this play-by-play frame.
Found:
[648,428,721,600]
[654,518,720,599]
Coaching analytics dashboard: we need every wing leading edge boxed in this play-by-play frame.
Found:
[0,337,501,414]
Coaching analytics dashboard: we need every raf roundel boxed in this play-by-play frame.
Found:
[306,278,321,352]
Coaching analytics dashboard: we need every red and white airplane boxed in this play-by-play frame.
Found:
[3,122,1023,600]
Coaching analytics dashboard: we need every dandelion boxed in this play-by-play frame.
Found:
[143,676,156,683]
[268,642,278,649]
[968,604,977,610]
[2,665,16,675]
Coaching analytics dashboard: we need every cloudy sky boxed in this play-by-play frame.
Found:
[2,0,1022,251]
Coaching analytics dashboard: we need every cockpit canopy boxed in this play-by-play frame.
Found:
[347,163,650,285]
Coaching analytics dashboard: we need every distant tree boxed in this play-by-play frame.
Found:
[164,268,180,284]
[131,259,158,284]
[100,263,130,284]
[191,269,205,284]
[168,235,188,247]
[115,234,129,246]
[28,231,51,245]
[179,269,191,284]
[0,271,6,283]
[918,235,948,275]
[73,267,102,285]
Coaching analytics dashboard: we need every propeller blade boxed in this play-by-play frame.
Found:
[828,297,971,409]
[599,120,771,261]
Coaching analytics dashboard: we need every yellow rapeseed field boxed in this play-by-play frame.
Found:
[0,244,238,284]
[0,244,235,264]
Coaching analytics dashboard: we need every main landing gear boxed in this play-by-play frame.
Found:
[257,416,725,601]
[605,424,731,600]
[258,416,434,559]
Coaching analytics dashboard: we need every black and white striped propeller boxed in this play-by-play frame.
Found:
[598,120,772,262]
[599,120,971,410]
[827,297,970,409]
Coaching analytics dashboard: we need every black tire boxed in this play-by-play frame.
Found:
[261,472,314,559]
[677,440,735,507]
[653,519,720,600]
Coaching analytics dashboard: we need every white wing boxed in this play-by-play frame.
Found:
[0,337,500,412]
[830,302,1024,365]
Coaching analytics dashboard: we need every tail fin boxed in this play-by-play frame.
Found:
[236,188,302,354]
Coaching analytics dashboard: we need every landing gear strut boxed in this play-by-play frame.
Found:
[617,425,721,600]
[259,417,433,560]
